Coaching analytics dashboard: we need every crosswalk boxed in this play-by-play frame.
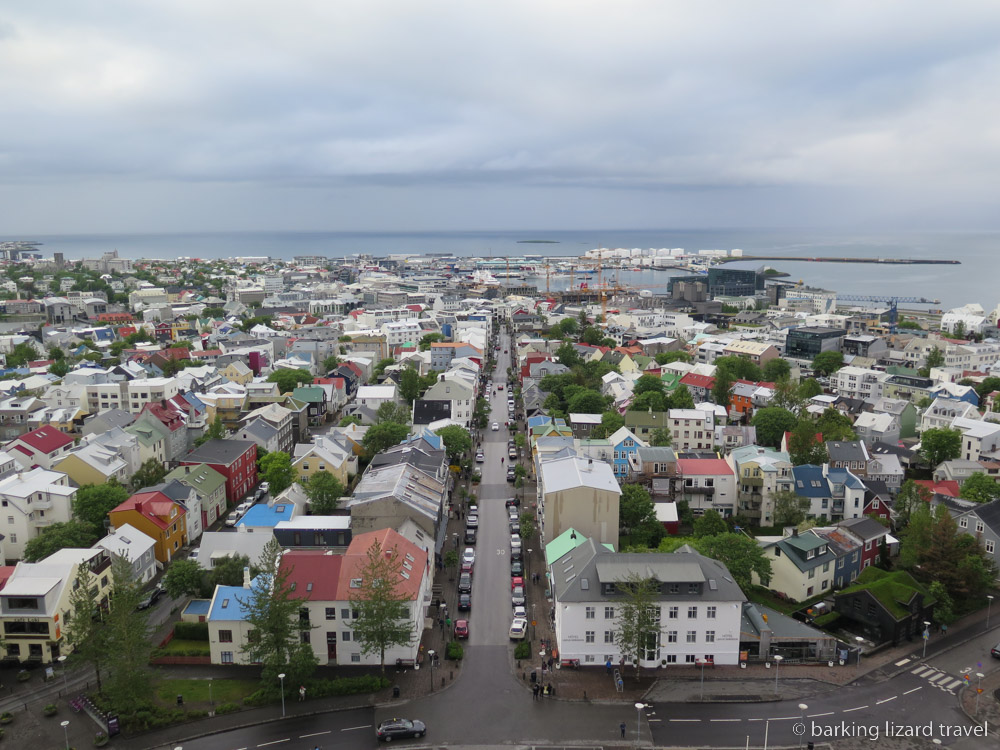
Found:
[910,664,964,693]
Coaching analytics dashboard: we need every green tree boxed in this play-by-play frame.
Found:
[629,390,668,412]
[49,359,70,378]
[619,484,657,538]
[519,511,536,541]
[163,559,205,599]
[712,369,734,407]
[695,533,773,592]
[581,326,604,345]
[239,540,314,686]
[633,374,665,396]
[668,385,695,409]
[418,332,445,351]
[102,557,154,713]
[209,553,254,589]
[301,470,346,514]
[339,414,362,427]
[650,428,672,447]
[787,419,828,466]
[613,572,660,677]
[814,407,856,442]
[131,458,167,490]
[771,379,805,412]
[73,481,130,530]
[894,480,931,529]
[322,354,341,372]
[48,346,65,360]
[398,367,423,404]
[267,368,313,394]
[958,472,1000,504]
[195,415,226,447]
[375,400,411,425]
[925,346,945,371]
[259,451,295,495]
[64,564,108,693]
[920,427,962,468]
[654,351,692,365]
[566,389,606,414]
[23,520,100,562]
[714,355,763,383]
[6,340,39,368]
[692,509,727,538]
[750,407,798,448]
[973,376,1000,400]
[773,490,809,526]
[436,425,473,463]
[371,357,396,381]
[927,581,955,625]
[350,537,415,673]
[591,410,624,439]
[811,351,844,376]
[556,341,581,367]
[362,422,411,456]
[761,357,791,382]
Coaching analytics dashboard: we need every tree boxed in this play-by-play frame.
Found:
[5,340,39,368]
[973,376,1000,400]
[711,369,734,407]
[350,537,415,673]
[920,427,962,468]
[566,389,606,414]
[613,572,660,677]
[322,355,341,372]
[654,351,692,365]
[814,408,855,442]
[591,410,624,439]
[371,357,396,381]
[693,509,727,538]
[23,520,100,562]
[210,553,254,589]
[519,511,536,540]
[695,533,773,592]
[894,480,931,530]
[48,346,65,361]
[811,351,844,376]
[581,327,604,345]
[633,374,665,396]
[163,559,205,599]
[925,346,945,371]
[375,400,411,425]
[750,407,798,448]
[436,425,473,463]
[650,428,672,447]
[267,368,312,394]
[340,414,362,427]
[131,458,167,490]
[555,341,581,367]
[787,419,827,466]
[362,422,410,456]
[259,451,295,495]
[629,390,667,412]
[239,540,313,686]
[49,359,70,378]
[927,581,955,626]
[761,357,791,382]
[619,485,657,538]
[418,332,445,351]
[959,472,1000,504]
[64,564,108,693]
[668,385,695,410]
[773,490,809,526]
[301,470,346,514]
[398,367,422,404]
[195,415,226,447]
[772,379,805,413]
[102,557,154,713]
[73,481,130,530]
[714,355,763,383]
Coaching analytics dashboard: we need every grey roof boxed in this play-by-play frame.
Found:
[636,446,677,462]
[969,499,1000,536]
[826,440,868,463]
[837,516,889,541]
[550,538,746,604]
[239,418,279,443]
[183,439,256,466]
[767,533,836,572]
[368,439,445,477]
[741,602,837,642]
[83,408,135,434]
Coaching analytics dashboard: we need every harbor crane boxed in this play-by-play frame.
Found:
[836,294,940,334]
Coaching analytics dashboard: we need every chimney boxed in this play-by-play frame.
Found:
[243,566,251,588]
[792,528,798,537]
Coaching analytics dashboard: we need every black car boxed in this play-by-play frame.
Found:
[506,468,516,482]
[377,718,426,742]
[510,559,523,576]
[136,586,164,611]
[464,528,477,545]
[458,573,472,593]
[458,592,472,611]
[505,496,520,508]
[992,641,1000,659]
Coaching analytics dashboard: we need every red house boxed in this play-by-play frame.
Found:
[180,439,258,505]
[6,426,75,469]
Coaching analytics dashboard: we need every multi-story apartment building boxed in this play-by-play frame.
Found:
[667,409,715,452]
[831,367,890,402]
[727,445,794,526]
[126,377,180,414]
[0,468,77,562]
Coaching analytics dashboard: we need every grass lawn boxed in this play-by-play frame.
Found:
[155,678,258,706]
[157,639,212,656]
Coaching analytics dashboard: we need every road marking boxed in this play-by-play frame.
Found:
[669,719,701,722]
[843,706,868,713]
[927,673,948,684]
[911,666,931,676]
[945,679,963,690]
[340,725,373,732]
[807,712,834,718]
[903,686,922,695]
[876,696,896,705]
[257,741,290,747]
[770,717,798,721]
[300,731,332,738]
[711,719,741,722]
[648,719,662,723]
[748,718,764,722]
[894,658,912,667]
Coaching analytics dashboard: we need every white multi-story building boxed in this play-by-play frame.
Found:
[550,540,745,667]
[831,366,890,402]
[126,377,180,414]
[0,468,76,561]
[668,408,715,452]
[381,319,423,347]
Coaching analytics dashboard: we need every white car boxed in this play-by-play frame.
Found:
[509,617,528,640]
[491,422,500,431]
[462,547,476,566]
[511,585,526,607]
[476,451,485,463]
[513,605,527,619]
[259,481,270,493]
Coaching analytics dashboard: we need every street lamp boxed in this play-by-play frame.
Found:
[60,720,69,750]
[209,677,213,709]
[634,702,645,743]
[772,654,783,695]
[922,621,931,659]
[855,636,864,668]
[57,654,68,692]
[278,672,286,717]
[987,595,995,631]
[976,672,985,713]
[797,704,808,749]
[428,650,436,692]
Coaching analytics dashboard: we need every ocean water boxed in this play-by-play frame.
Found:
[20,228,1000,311]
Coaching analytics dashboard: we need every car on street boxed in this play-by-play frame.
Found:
[498,383,504,390]
[509,617,528,640]
[464,528,477,544]
[992,641,1000,658]
[458,592,472,611]
[255,487,266,501]
[259,481,269,493]
[491,422,499,431]
[506,496,520,508]
[475,451,485,463]
[509,519,520,534]
[506,468,516,482]
[508,447,518,460]
[510,559,523,576]
[224,510,241,527]
[454,619,469,639]
[460,559,474,574]
[511,585,525,607]
[377,718,427,742]
[189,547,200,560]
[462,547,476,566]
[458,573,473,593]
[511,575,524,591]
[466,512,479,528]
[137,585,164,611]
[510,547,523,562]
[513,605,527,619]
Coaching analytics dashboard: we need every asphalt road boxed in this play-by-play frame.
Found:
[176,706,375,750]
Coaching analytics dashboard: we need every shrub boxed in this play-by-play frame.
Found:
[173,621,210,641]
[93,731,109,747]
[446,640,464,661]
[813,611,841,629]
[215,702,241,715]
[42,703,58,717]
[513,641,531,660]
[243,675,389,706]
[0,712,12,725]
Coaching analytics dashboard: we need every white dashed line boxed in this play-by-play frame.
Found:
[927,673,948,684]
[911,666,931,676]
[808,712,834,718]
[770,717,797,721]
[843,706,868,713]
[300,731,332,738]
[876,696,896,704]
[670,719,701,722]
[903,686,922,695]
[648,719,662,723]
[711,719,741,722]
[340,725,373,732]
[748,718,764,722]
[257,741,290,747]
[894,658,911,667]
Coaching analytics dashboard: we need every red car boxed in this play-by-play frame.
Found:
[454,619,469,639]
[511,575,524,591]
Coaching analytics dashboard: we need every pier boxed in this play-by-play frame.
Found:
[716,255,960,265]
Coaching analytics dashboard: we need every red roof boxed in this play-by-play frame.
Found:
[139,402,185,432]
[0,566,16,591]
[680,373,715,388]
[338,529,427,600]
[280,550,344,601]
[112,491,184,530]
[13,426,74,454]
[677,458,733,476]
[914,479,960,498]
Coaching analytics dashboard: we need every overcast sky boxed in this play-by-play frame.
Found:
[2,1,1000,234]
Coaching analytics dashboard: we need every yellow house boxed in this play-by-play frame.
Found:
[221,361,254,385]
[292,437,354,485]
[53,443,130,487]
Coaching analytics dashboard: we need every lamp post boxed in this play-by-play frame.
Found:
[634,702,645,744]
[976,672,985,713]
[700,659,706,699]
[428,650,436,692]
[797,704,808,749]
[209,677,214,709]
[57,654,68,692]
[278,672,286,717]
[772,654,783,695]
[922,621,931,659]
[987,595,995,631]
[855,636,864,668]
[60,720,70,750]
[531,602,536,641]
[526,548,533,581]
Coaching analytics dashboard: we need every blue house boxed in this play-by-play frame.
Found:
[607,426,645,478]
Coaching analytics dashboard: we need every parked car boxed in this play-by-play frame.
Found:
[509,519,520,534]
[510,576,524,591]
[188,547,200,560]
[466,513,479,528]
[510,559,523,576]
[513,605,527,619]
[259,481,270,493]
[509,617,527,640]
[511,585,525,607]
[454,619,469,639]
[506,468,516,482]
[458,573,472,593]
[475,451,485,463]
[462,547,476,566]
[992,641,1000,658]
[508,448,518,460]
[376,718,426,742]
[224,510,241,527]
[458,592,472,611]
[506,496,520,508]
[137,586,164,611]
[464,528,478,545]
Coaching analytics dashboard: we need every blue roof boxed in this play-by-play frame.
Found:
[238,503,294,528]
[182,599,212,616]
[208,585,255,622]
[527,415,553,428]
[182,392,207,411]
[791,465,829,498]
[416,429,443,450]
[826,467,865,489]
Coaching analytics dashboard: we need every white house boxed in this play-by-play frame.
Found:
[0,468,76,561]
[96,523,158,583]
[355,384,399,412]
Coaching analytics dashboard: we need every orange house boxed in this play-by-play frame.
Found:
[109,490,187,564]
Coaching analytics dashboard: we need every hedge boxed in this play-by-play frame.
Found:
[174,622,210,641]
[243,675,389,707]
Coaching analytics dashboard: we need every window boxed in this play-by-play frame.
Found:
[604,606,615,619]
[341,608,350,619]
[685,654,697,663]
[667,631,677,643]
[687,606,697,618]
[688,583,699,594]
[686,631,696,643]
[668,606,678,619]
[823,562,830,573]
[342,632,351,642]
[584,654,595,663]
[325,607,336,620]
[351,653,361,663]
[822,579,829,590]
[301,631,311,644]
[976,521,985,533]
[959,518,968,528]
[586,606,595,619]
[706,606,716,619]
[221,651,234,664]
[987,541,995,554]
[585,631,595,643]
[705,631,715,643]
[666,654,677,663]
[808,569,815,579]
[604,631,615,643]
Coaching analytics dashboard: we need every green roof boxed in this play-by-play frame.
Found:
[623,411,670,428]
[783,534,828,553]
[125,418,169,446]
[837,567,934,620]
[545,528,614,566]
[166,463,226,496]
[291,386,325,403]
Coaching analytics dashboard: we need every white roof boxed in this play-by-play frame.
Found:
[570,413,602,425]
[539,455,621,496]
[276,516,351,530]
[97,523,156,558]
[655,503,679,523]
[356,384,396,399]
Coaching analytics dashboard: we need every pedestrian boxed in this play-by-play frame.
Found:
[532,683,540,701]
[620,722,627,738]
[547,656,554,670]
[439,617,445,631]
[446,617,452,629]
[298,685,306,702]
[606,659,612,675]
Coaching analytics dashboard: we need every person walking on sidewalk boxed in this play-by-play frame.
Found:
[532,683,540,701]
[299,685,306,701]
[620,722,627,738]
